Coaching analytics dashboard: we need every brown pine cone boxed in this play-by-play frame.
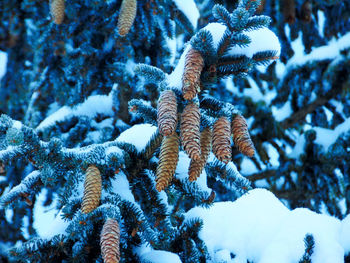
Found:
[231,114,255,157]
[50,0,65,25]
[182,48,204,100]
[281,0,295,24]
[155,133,180,192]
[157,90,178,136]
[81,165,102,214]
[180,103,201,161]
[300,1,312,23]
[100,218,120,263]
[117,0,137,36]
[212,117,232,164]
[188,126,212,182]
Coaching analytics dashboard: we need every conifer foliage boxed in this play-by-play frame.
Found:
[1,0,349,262]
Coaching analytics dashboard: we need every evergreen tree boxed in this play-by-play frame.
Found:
[0,0,349,262]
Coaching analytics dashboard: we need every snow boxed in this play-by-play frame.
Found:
[185,188,347,263]
[12,120,22,130]
[135,243,182,263]
[304,117,350,151]
[175,151,211,192]
[167,44,190,90]
[340,214,350,254]
[172,0,199,30]
[239,158,258,175]
[116,124,157,152]
[0,51,7,80]
[167,23,280,90]
[36,93,114,132]
[33,189,68,239]
[317,10,325,38]
[227,27,281,58]
[110,171,135,203]
[272,101,292,121]
[285,31,350,72]
[203,23,227,48]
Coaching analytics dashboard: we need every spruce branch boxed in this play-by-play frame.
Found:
[134,64,166,83]
[0,170,42,206]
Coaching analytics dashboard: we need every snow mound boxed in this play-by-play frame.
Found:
[185,188,347,263]
[116,124,157,152]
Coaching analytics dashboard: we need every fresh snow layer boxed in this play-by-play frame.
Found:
[185,188,348,263]
[36,93,113,132]
[116,123,157,152]
[227,27,281,58]
[167,23,280,90]
[172,0,199,29]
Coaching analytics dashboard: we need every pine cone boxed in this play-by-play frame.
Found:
[281,0,295,24]
[188,127,212,182]
[180,103,201,161]
[117,0,137,36]
[100,218,120,263]
[231,114,255,157]
[212,117,232,163]
[81,165,102,214]
[50,0,65,25]
[182,48,204,100]
[300,1,312,23]
[156,133,179,192]
[157,90,178,136]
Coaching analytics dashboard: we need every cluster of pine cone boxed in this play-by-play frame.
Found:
[155,47,255,192]
[50,0,138,35]
[80,165,120,263]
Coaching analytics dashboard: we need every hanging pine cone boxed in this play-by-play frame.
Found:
[231,114,255,157]
[180,102,201,161]
[300,0,312,23]
[81,165,102,214]
[157,90,178,136]
[212,117,232,164]
[182,48,204,100]
[156,133,179,192]
[281,0,295,24]
[188,126,212,182]
[117,0,137,36]
[50,0,65,25]
[100,218,120,263]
